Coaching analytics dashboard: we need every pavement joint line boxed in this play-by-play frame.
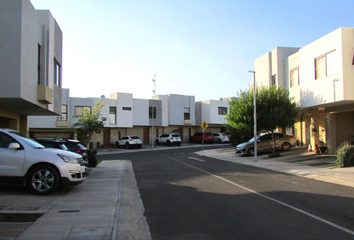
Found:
[111,163,124,240]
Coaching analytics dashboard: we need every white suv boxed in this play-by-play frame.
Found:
[0,128,87,195]
[116,136,142,149]
[155,133,182,146]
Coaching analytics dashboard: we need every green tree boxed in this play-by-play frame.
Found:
[226,86,298,155]
[257,86,298,154]
[225,89,255,146]
[72,99,107,148]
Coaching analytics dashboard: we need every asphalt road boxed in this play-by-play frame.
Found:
[99,147,354,240]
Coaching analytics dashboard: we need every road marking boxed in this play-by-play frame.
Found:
[165,155,354,237]
[188,157,205,162]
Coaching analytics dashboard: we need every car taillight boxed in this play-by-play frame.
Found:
[77,149,85,153]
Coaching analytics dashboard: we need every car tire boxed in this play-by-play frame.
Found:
[247,147,255,156]
[125,143,130,149]
[27,164,60,195]
[218,139,222,143]
[156,140,160,145]
[177,143,181,146]
[189,138,193,143]
[166,141,171,146]
[282,142,291,151]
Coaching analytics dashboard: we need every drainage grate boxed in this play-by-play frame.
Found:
[58,210,81,213]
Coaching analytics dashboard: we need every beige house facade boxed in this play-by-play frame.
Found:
[254,27,354,153]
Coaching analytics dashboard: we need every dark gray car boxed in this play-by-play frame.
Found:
[235,133,297,156]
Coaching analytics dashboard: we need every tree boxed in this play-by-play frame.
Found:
[72,99,107,148]
[225,90,254,146]
[257,86,298,155]
[226,85,298,155]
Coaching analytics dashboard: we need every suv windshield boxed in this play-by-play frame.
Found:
[10,131,44,149]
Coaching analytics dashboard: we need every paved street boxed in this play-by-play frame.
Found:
[101,147,354,240]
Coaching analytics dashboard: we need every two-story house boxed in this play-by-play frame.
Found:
[0,0,62,133]
[254,27,354,153]
[29,90,230,147]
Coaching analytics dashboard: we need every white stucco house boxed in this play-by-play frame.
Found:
[0,0,63,134]
[254,27,354,153]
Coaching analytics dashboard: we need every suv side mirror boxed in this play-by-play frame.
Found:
[8,143,20,149]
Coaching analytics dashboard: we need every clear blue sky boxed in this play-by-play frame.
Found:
[30,0,354,101]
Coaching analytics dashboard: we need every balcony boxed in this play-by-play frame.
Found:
[37,85,53,104]
[184,119,192,125]
[56,121,69,127]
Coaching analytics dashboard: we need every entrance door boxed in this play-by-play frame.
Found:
[143,128,150,144]
[104,129,110,147]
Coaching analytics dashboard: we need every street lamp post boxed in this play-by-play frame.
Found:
[249,70,258,162]
[152,105,155,150]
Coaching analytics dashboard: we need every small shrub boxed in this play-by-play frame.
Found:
[336,142,354,168]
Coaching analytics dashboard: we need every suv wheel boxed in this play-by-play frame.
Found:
[247,147,254,156]
[155,140,160,145]
[282,142,291,151]
[166,141,171,146]
[125,143,130,149]
[27,165,60,195]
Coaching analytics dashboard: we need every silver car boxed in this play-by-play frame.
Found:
[213,133,230,143]
[116,136,142,149]
[235,133,297,156]
[0,128,87,194]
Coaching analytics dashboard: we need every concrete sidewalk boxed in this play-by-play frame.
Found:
[197,147,354,188]
[16,160,151,240]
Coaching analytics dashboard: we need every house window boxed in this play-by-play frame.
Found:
[59,105,67,121]
[109,107,116,124]
[218,107,227,115]
[122,107,132,111]
[290,67,299,88]
[37,45,41,85]
[184,108,190,120]
[149,106,156,119]
[75,106,91,116]
[315,50,337,80]
[54,59,60,87]
[271,75,277,86]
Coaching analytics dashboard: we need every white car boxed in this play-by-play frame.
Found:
[155,133,182,146]
[0,128,87,195]
[116,136,142,149]
[213,133,230,143]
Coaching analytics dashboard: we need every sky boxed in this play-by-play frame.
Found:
[29,0,354,101]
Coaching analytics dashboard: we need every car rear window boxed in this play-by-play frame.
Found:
[206,133,213,136]
[131,136,140,139]
[172,134,180,137]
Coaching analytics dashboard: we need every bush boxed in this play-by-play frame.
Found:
[336,142,354,168]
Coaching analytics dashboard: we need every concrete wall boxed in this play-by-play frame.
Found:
[169,94,195,125]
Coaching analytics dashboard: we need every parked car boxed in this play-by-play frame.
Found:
[235,132,297,156]
[213,133,230,143]
[35,138,88,166]
[189,132,214,144]
[116,136,142,149]
[34,137,68,150]
[156,133,182,146]
[63,139,88,161]
[0,128,87,194]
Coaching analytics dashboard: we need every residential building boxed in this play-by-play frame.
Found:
[196,98,231,133]
[29,90,229,147]
[253,27,354,153]
[0,0,63,133]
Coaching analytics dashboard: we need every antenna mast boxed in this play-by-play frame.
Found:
[152,74,156,95]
